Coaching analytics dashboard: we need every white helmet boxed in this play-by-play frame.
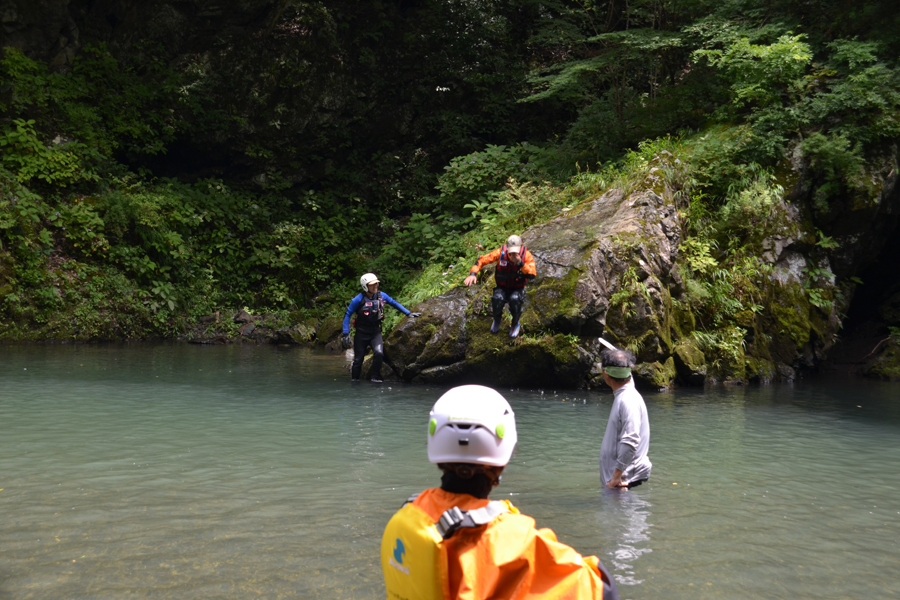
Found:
[427,385,517,467]
[360,272,379,291]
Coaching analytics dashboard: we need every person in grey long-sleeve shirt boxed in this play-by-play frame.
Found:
[599,348,652,489]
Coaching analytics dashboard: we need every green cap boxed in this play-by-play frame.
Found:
[604,366,632,379]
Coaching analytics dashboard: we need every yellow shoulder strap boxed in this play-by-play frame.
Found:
[381,503,444,600]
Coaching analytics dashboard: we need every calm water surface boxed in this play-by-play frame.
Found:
[1,344,898,599]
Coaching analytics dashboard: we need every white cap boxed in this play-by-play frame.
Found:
[506,235,523,253]
[427,385,517,467]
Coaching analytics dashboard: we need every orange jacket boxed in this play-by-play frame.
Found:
[398,487,616,600]
[470,247,537,279]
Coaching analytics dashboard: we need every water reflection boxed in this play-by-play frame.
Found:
[601,487,653,587]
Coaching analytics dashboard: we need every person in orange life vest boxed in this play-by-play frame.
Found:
[342,273,420,383]
[380,385,620,600]
[463,234,535,338]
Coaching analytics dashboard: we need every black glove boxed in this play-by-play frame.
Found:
[341,333,352,349]
[408,312,421,318]
[516,259,524,268]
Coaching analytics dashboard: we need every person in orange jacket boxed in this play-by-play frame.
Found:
[463,234,536,338]
[380,385,619,600]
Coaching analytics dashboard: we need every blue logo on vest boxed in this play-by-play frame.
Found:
[393,538,405,564]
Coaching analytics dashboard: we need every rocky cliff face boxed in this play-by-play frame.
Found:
[382,150,900,389]
[383,186,686,389]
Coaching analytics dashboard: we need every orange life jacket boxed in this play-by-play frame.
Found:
[494,245,529,290]
[381,487,618,600]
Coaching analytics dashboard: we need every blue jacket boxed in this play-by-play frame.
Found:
[342,291,410,334]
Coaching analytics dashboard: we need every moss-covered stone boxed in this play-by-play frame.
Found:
[863,339,900,380]
[673,342,706,386]
[672,302,696,338]
[384,288,470,379]
[764,281,812,363]
[315,316,343,346]
[464,331,588,388]
[387,313,444,369]
[526,267,584,333]
[745,356,777,384]
[879,290,900,324]
[656,286,675,353]
[632,356,676,391]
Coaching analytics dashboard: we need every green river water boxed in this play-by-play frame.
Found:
[1,343,898,599]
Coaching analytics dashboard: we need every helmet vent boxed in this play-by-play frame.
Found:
[504,409,510,415]
[458,438,469,445]
[456,424,472,430]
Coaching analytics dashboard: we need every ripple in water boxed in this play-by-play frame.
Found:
[1,344,899,599]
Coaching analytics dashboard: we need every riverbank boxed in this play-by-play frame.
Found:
[3,305,898,389]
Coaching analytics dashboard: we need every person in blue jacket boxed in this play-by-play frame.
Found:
[342,273,420,382]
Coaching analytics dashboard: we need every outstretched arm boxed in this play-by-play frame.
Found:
[464,248,503,286]
[381,292,411,316]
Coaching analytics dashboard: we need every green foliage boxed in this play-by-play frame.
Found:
[692,33,812,112]
[680,237,717,275]
[609,267,651,321]
[0,119,100,185]
[718,168,784,231]
[1,45,181,161]
[437,143,565,212]
[800,132,868,209]
[690,326,746,369]
[378,143,569,270]
[802,264,835,311]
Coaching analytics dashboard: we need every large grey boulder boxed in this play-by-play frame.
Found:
[384,187,683,389]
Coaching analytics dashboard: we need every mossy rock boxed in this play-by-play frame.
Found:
[672,303,696,338]
[385,289,469,379]
[632,356,676,391]
[706,342,747,384]
[879,290,900,324]
[361,355,398,381]
[386,313,446,372]
[863,339,900,381]
[282,323,315,344]
[464,331,589,388]
[673,342,706,386]
[526,267,584,333]
[655,286,676,352]
[734,309,756,328]
[745,356,777,384]
[315,316,344,346]
[764,282,812,363]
